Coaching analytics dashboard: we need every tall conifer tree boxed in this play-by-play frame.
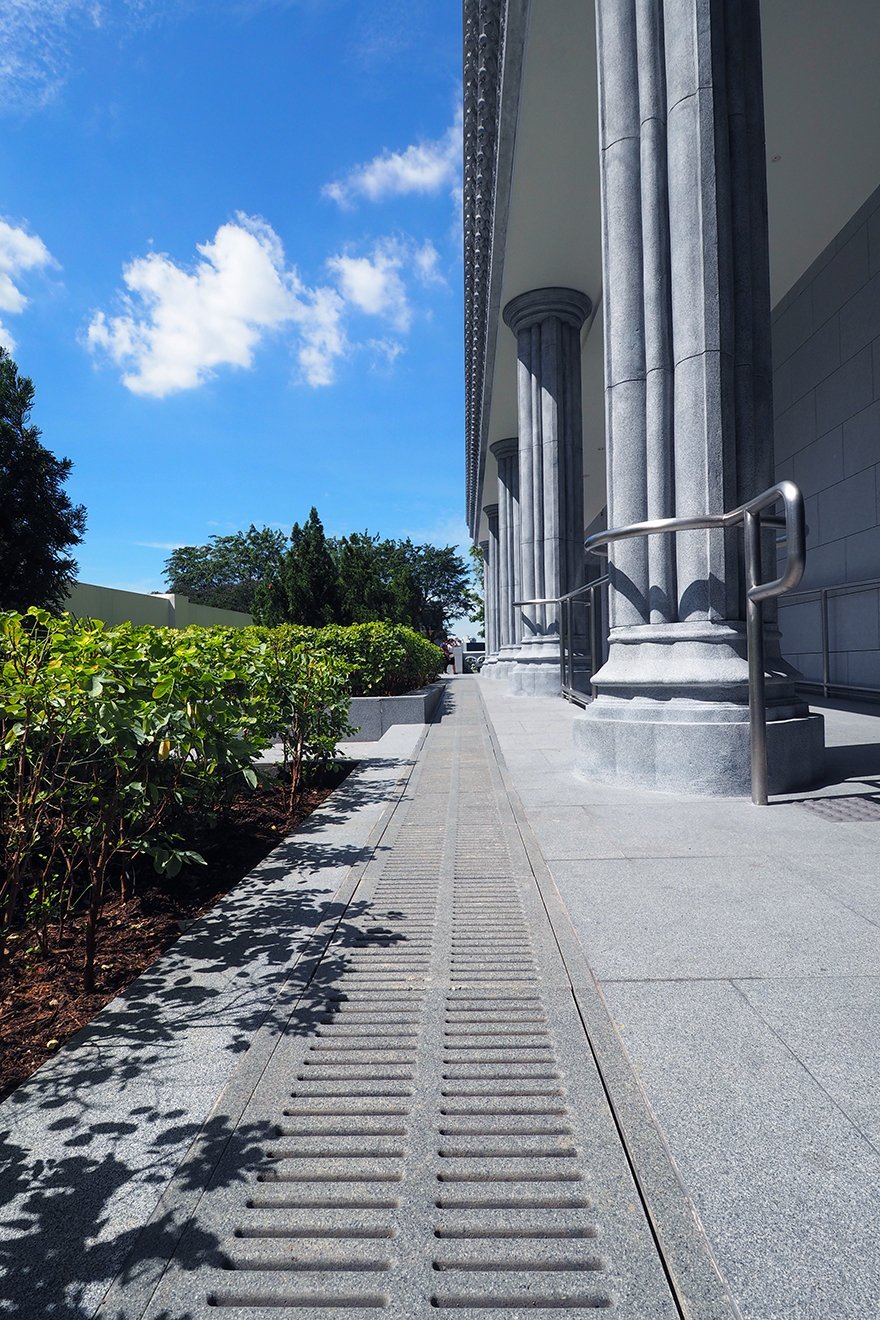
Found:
[0,349,86,612]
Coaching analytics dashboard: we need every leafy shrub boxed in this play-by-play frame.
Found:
[0,613,440,989]
[0,610,350,987]
[312,622,444,696]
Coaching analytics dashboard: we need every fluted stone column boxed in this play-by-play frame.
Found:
[482,506,500,670]
[489,437,520,679]
[502,289,591,697]
[575,0,823,794]
[478,539,492,670]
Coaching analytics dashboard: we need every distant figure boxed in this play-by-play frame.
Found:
[445,636,464,675]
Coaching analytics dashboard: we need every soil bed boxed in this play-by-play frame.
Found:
[0,761,353,1103]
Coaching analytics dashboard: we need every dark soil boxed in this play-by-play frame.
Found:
[0,761,353,1103]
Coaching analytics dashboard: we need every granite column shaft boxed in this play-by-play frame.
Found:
[502,288,591,697]
[482,506,500,663]
[490,437,520,673]
[575,0,823,794]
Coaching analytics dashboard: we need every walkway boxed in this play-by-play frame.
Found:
[2,678,879,1318]
[480,680,880,1320]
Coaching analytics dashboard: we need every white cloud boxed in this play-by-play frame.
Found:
[327,239,411,331]
[367,337,405,368]
[0,219,56,351]
[292,284,347,388]
[0,0,104,111]
[412,240,444,286]
[324,110,461,208]
[87,213,350,395]
[326,236,445,339]
[88,216,441,396]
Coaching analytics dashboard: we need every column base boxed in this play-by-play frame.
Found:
[481,646,519,685]
[509,640,563,698]
[574,620,825,795]
[574,699,824,796]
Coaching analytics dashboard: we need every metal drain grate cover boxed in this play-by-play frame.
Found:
[108,685,680,1318]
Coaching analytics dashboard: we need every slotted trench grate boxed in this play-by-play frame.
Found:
[128,684,680,1319]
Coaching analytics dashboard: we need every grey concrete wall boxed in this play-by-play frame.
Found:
[774,181,880,691]
[64,582,253,629]
[347,683,444,742]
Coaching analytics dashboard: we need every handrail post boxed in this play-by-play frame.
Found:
[589,583,602,699]
[820,588,830,698]
[744,510,769,805]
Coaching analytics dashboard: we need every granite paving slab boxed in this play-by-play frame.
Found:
[602,979,880,1320]
[478,675,880,1319]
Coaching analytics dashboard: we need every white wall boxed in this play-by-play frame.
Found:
[64,582,253,629]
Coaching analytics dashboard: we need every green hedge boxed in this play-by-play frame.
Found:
[313,622,444,696]
[0,613,443,987]
[251,622,443,696]
[0,610,351,986]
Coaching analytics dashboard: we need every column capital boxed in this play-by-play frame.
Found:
[489,436,518,461]
[482,502,499,521]
[502,287,592,335]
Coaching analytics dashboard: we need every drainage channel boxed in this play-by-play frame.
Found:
[116,682,681,1319]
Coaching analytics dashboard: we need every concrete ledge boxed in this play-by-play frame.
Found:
[347,681,444,741]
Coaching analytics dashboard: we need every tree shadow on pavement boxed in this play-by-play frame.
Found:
[0,774,414,1318]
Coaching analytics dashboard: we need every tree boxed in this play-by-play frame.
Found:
[164,525,287,614]
[389,539,478,637]
[275,507,341,626]
[183,506,479,636]
[332,533,477,636]
[335,532,398,623]
[0,348,86,613]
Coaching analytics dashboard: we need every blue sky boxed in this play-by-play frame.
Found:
[0,0,466,598]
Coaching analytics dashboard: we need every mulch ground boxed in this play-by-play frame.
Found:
[0,762,353,1103]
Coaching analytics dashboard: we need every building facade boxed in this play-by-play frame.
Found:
[464,0,880,794]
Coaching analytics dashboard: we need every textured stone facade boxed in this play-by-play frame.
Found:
[503,288,591,696]
[573,0,822,793]
[774,182,880,693]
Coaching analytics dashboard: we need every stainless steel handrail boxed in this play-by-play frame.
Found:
[515,578,611,704]
[778,574,880,700]
[515,480,807,805]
